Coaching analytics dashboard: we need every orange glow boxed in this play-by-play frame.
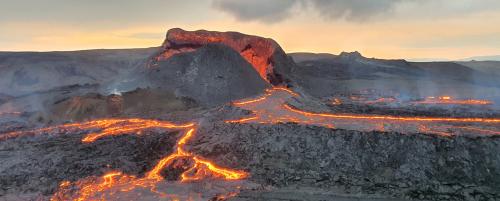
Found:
[7,88,498,200]
[0,118,194,142]
[81,119,194,143]
[51,123,247,200]
[271,87,300,97]
[418,125,452,137]
[233,94,270,105]
[226,87,500,135]
[283,104,500,123]
[146,128,247,182]
[425,125,500,136]
[364,97,396,104]
[232,87,297,107]
[454,126,500,135]
[155,29,280,82]
[225,116,259,124]
[413,96,493,105]
[331,98,342,105]
[0,111,21,116]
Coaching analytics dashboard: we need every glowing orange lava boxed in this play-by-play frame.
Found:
[364,97,396,104]
[282,104,500,123]
[0,111,21,116]
[413,96,493,105]
[50,122,247,201]
[331,98,342,105]
[0,118,194,142]
[226,87,500,136]
[418,125,452,137]
[4,87,499,200]
[155,28,282,83]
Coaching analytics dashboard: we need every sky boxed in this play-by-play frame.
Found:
[1,0,500,60]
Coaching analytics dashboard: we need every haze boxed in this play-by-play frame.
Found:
[1,0,499,60]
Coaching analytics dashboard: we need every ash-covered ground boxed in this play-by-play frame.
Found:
[1,28,500,201]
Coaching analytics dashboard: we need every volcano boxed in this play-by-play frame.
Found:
[151,28,294,85]
[0,28,500,201]
[142,43,270,107]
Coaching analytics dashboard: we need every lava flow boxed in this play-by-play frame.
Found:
[331,98,342,105]
[364,97,397,104]
[0,118,194,142]
[0,111,21,116]
[227,88,500,136]
[412,96,493,105]
[49,121,247,201]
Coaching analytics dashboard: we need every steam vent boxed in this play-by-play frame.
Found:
[1,28,500,201]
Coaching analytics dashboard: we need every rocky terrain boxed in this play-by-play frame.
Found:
[289,52,500,104]
[0,129,180,196]
[142,43,270,107]
[192,123,500,201]
[0,28,499,201]
[0,48,158,97]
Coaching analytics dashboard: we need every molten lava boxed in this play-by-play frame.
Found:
[331,98,342,105]
[0,111,21,116]
[364,97,397,104]
[3,87,499,200]
[0,118,194,142]
[48,121,247,201]
[227,87,500,136]
[413,96,493,105]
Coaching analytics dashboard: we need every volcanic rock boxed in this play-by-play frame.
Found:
[288,51,500,100]
[0,48,157,96]
[0,93,13,105]
[338,51,364,60]
[143,43,270,107]
[0,129,180,196]
[150,28,295,85]
[191,123,500,201]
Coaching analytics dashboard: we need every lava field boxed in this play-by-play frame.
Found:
[1,28,499,201]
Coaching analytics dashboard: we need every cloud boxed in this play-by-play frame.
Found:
[213,0,407,23]
[212,0,299,23]
[0,0,212,26]
[213,0,500,23]
[307,0,404,22]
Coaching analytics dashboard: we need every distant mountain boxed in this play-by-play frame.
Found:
[406,58,451,62]
[460,55,500,61]
[288,51,500,99]
[0,48,158,96]
[457,61,500,76]
[288,52,337,63]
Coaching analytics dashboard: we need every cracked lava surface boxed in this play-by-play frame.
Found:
[1,87,500,200]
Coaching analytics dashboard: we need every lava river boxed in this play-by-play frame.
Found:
[0,119,247,200]
[227,88,500,137]
[45,120,248,201]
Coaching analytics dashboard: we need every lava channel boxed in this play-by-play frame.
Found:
[227,87,500,136]
[412,96,493,105]
[49,122,247,201]
[0,118,194,142]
